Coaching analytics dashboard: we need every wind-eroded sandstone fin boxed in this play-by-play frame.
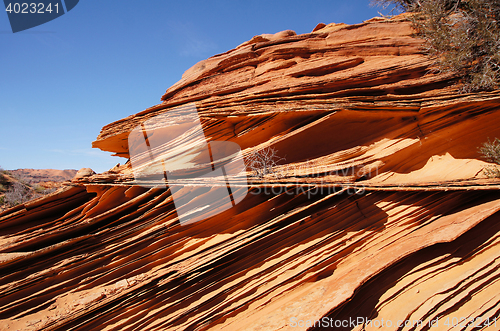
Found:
[2,13,500,331]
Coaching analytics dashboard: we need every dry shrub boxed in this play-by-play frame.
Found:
[0,167,8,197]
[3,182,35,207]
[246,147,284,179]
[0,167,8,188]
[478,137,500,178]
[373,0,500,92]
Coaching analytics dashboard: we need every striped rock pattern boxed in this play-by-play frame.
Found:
[1,14,500,331]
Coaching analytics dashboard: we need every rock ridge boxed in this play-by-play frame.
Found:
[1,15,500,330]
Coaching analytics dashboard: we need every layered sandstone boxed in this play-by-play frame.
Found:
[1,14,500,331]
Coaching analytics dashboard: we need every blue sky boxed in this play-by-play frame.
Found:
[0,0,388,173]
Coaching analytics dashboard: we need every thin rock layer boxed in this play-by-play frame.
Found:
[1,14,500,331]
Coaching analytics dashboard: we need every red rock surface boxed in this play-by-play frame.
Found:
[1,14,500,330]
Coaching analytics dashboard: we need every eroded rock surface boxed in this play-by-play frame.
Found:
[1,15,500,330]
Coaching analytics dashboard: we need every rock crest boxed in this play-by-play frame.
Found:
[1,15,500,330]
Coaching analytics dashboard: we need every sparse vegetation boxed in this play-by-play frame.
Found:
[373,0,500,92]
[0,166,7,205]
[246,147,284,179]
[0,167,7,185]
[0,167,56,208]
[34,185,46,194]
[3,181,35,207]
[478,137,500,178]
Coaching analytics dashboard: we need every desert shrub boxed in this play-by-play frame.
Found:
[482,166,500,178]
[46,187,57,194]
[4,182,34,207]
[478,137,500,178]
[35,185,56,195]
[0,166,10,176]
[372,0,461,12]
[0,167,7,186]
[0,196,4,205]
[373,0,500,92]
[0,176,8,195]
[13,173,32,185]
[246,147,284,179]
[479,137,500,163]
[0,167,8,196]
[34,185,46,194]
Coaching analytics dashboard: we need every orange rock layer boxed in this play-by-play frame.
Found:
[1,15,500,330]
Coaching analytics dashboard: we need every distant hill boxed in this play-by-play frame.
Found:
[9,169,77,184]
[0,168,77,211]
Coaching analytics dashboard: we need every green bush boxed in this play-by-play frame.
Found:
[478,137,500,178]
[0,196,4,205]
[373,0,500,92]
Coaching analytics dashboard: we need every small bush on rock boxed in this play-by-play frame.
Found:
[478,137,500,178]
[373,0,500,92]
[4,182,34,207]
[246,147,284,179]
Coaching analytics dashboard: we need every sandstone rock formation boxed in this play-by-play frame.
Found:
[1,14,500,330]
[72,168,96,181]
